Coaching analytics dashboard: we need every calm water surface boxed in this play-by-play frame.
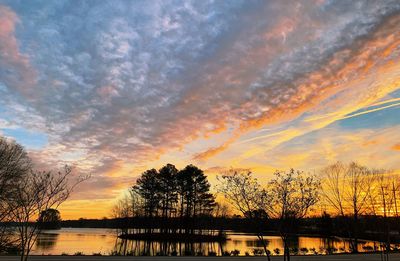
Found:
[32,228,384,256]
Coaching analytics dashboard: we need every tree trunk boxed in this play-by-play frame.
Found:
[285,240,291,261]
[385,214,390,261]
[352,213,359,253]
[257,234,271,261]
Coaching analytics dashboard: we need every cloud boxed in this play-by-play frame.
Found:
[341,102,400,120]
[392,144,400,151]
[0,5,36,95]
[194,12,400,160]
[270,126,400,171]
[0,1,400,215]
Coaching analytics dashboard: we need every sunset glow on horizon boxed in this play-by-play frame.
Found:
[1,0,400,219]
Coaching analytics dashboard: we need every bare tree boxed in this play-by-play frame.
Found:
[321,162,376,253]
[369,171,399,261]
[5,165,88,261]
[217,169,272,261]
[268,169,320,261]
[213,202,230,218]
[0,137,31,253]
[112,191,144,236]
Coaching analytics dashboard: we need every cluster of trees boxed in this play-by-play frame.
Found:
[111,160,400,260]
[0,137,87,261]
[321,162,399,261]
[218,169,320,261]
[218,162,400,261]
[113,164,216,234]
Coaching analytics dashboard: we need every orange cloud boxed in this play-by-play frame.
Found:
[193,14,400,161]
[392,144,400,151]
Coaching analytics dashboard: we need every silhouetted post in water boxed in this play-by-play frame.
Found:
[218,169,272,261]
[0,137,31,253]
[321,162,376,253]
[268,169,320,261]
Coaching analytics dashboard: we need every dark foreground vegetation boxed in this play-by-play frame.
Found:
[1,253,400,260]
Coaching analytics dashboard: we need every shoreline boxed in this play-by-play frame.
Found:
[0,252,400,260]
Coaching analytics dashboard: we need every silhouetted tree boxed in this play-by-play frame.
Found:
[0,137,31,197]
[38,209,62,229]
[268,169,320,261]
[5,165,88,261]
[213,202,230,218]
[321,162,375,253]
[369,170,399,261]
[130,164,215,235]
[128,189,144,217]
[177,165,215,220]
[134,169,160,218]
[158,164,178,220]
[0,137,31,253]
[218,170,272,261]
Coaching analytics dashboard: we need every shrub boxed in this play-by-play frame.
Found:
[290,247,299,255]
[222,251,231,256]
[252,249,264,256]
[326,247,338,254]
[310,247,317,255]
[231,249,240,256]
[362,245,374,251]
[109,251,121,256]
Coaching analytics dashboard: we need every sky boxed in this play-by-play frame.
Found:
[0,0,400,219]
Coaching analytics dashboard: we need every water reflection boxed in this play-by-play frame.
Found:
[36,233,59,251]
[114,239,222,256]
[32,228,385,256]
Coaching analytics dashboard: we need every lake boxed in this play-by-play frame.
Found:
[32,228,386,256]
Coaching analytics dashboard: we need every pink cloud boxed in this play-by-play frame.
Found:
[0,5,36,94]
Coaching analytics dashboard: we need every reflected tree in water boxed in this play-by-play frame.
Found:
[35,233,59,251]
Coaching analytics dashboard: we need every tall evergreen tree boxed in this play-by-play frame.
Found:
[177,165,215,218]
[158,164,178,219]
[133,169,160,218]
